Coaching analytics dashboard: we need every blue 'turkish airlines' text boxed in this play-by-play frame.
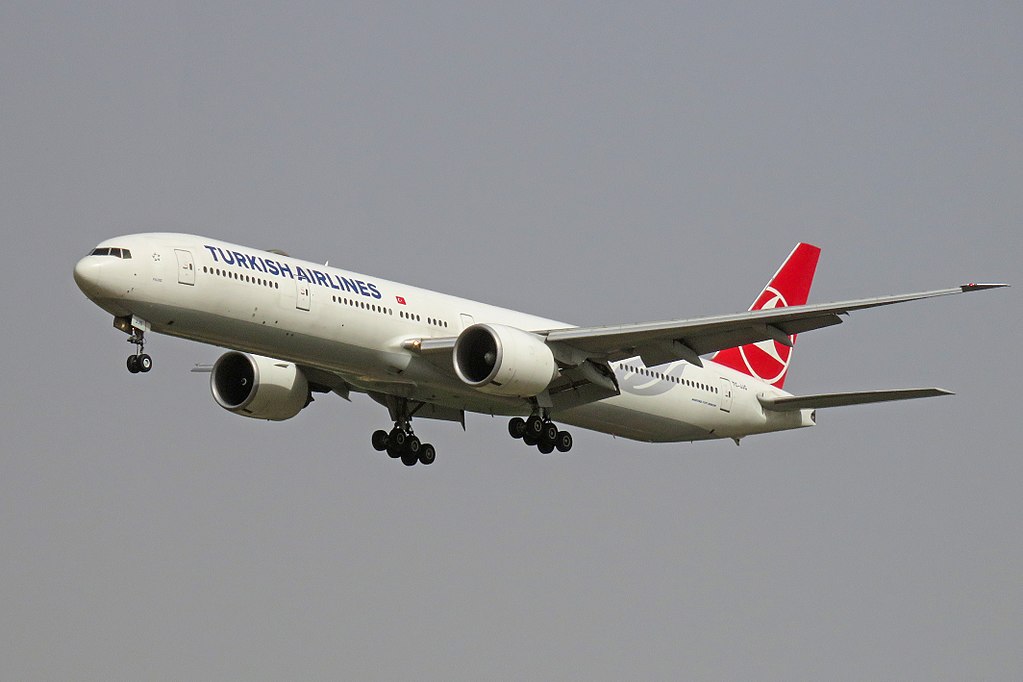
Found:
[204,245,382,299]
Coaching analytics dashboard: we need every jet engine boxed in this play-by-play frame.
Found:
[210,352,311,421]
[453,323,558,397]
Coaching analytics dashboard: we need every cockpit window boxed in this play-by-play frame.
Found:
[89,247,131,259]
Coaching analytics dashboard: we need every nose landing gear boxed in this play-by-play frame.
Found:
[118,316,152,374]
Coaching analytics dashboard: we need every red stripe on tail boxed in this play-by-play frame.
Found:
[712,243,821,389]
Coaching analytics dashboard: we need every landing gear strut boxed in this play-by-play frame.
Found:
[509,411,573,454]
[121,318,152,374]
[371,398,436,466]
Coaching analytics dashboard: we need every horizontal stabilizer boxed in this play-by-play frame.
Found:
[759,388,953,412]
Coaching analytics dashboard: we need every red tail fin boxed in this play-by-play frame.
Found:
[712,243,821,389]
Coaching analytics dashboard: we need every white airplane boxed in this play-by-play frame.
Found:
[73,234,1006,466]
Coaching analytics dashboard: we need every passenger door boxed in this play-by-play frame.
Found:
[174,249,195,286]
[719,378,733,412]
[296,282,311,311]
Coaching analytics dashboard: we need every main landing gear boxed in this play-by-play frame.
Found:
[372,426,436,466]
[371,399,436,466]
[508,413,573,454]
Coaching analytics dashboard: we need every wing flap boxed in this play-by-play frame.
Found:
[759,388,953,412]
[297,365,353,400]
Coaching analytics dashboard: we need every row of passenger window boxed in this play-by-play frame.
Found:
[334,296,451,329]
[333,295,392,316]
[90,247,132,259]
[203,265,280,289]
[398,310,449,328]
[620,364,718,394]
[196,266,452,328]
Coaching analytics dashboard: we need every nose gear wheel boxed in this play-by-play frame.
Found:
[123,322,153,374]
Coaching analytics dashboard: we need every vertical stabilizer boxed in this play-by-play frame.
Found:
[712,243,821,389]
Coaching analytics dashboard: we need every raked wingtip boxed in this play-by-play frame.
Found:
[960,282,1009,292]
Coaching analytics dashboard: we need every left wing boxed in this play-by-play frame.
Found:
[541,283,1007,367]
[408,283,1006,372]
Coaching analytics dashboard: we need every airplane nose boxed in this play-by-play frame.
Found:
[73,257,104,297]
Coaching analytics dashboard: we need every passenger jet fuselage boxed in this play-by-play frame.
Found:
[73,232,1005,466]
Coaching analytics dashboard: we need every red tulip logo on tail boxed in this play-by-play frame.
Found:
[737,286,793,385]
[712,243,821,390]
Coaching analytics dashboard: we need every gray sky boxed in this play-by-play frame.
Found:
[2,2,1020,680]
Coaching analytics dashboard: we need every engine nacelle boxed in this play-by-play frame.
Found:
[210,352,310,421]
[453,323,558,397]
